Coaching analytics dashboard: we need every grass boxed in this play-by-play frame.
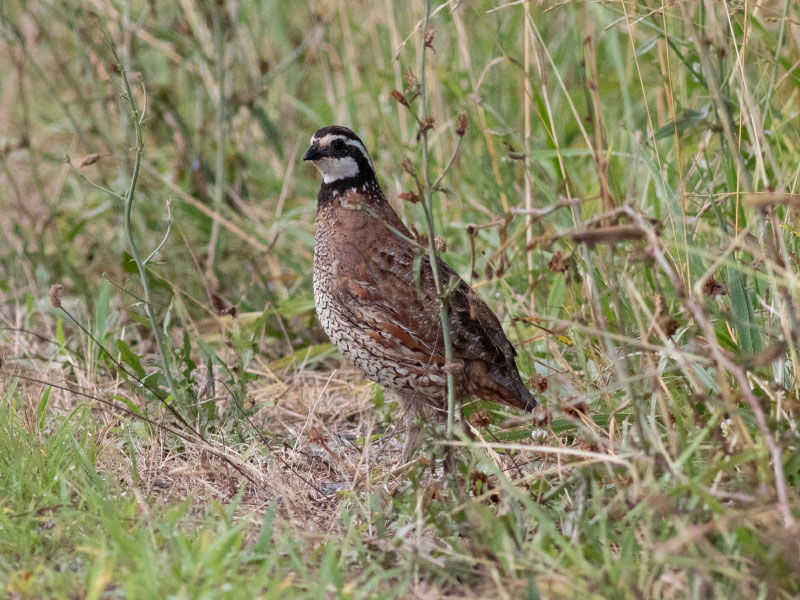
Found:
[1,0,799,597]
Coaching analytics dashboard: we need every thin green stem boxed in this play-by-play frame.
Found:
[679,3,753,194]
[364,206,428,251]
[108,40,182,408]
[68,161,126,201]
[430,134,464,192]
[416,0,457,449]
[144,199,173,265]
[206,3,227,282]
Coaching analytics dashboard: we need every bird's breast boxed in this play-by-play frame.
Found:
[312,208,450,398]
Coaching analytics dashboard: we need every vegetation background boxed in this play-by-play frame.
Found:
[1,0,799,597]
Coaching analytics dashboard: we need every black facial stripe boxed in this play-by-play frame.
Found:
[319,141,372,172]
[348,146,373,174]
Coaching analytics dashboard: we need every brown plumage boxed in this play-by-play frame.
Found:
[304,126,535,455]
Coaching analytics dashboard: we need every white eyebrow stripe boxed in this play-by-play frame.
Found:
[316,134,338,147]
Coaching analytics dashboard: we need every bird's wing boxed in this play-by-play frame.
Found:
[438,259,518,366]
[331,269,443,364]
[332,232,517,370]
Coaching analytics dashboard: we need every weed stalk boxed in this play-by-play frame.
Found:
[108,39,182,409]
[415,0,459,467]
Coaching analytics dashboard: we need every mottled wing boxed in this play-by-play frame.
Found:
[440,261,518,364]
[330,247,444,366]
[336,230,517,371]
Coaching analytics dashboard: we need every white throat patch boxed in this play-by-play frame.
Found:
[314,156,360,183]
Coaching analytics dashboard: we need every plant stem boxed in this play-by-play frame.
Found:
[109,41,182,408]
[206,3,227,282]
[416,0,458,447]
[430,135,464,192]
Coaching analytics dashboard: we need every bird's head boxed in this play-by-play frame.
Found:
[303,126,376,185]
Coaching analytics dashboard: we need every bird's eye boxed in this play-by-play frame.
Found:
[332,139,345,151]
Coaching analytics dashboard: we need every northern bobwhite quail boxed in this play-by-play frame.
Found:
[304,125,536,457]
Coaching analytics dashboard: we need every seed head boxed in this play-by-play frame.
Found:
[49,284,63,309]
[547,251,568,274]
[469,409,491,428]
[424,28,435,51]
[400,158,416,177]
[416,116,435,141]
[456,113,468,137]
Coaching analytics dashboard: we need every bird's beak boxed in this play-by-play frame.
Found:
[303,144,322,161]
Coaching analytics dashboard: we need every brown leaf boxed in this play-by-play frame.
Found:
[80,153,100,167]
[571,224,648,245]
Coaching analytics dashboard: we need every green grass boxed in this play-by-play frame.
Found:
[1,0,799,598]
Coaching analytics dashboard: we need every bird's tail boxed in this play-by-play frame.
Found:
[487,364,537,411]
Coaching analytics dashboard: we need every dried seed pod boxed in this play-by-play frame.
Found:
[456,113,468,137]
[547,251,568,274]
[398,191,420,204]
[390,89,410,108]
[49,284,63,309]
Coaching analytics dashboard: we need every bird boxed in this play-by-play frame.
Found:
[304,125,536,458]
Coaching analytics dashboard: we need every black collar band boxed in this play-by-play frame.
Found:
[319,173,378,196]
